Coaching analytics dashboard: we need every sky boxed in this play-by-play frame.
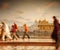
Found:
[0,0,60,26]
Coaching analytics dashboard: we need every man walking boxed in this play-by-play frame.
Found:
[1,21,12,41]
[11,23,19,40]
[51,16,59,50]
[22,24,30,39]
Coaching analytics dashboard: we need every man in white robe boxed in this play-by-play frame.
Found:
[1,21,12,41]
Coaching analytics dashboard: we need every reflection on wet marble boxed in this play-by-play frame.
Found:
[0,46,55,50]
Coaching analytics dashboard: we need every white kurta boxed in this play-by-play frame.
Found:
[4,24,10,35]
[2,23,12,41]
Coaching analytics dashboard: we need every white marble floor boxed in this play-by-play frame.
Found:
[0,38,55,42]
[0,38,56,50]
[0,46,55,50]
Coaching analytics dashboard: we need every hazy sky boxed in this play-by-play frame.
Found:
[0,0,60,26]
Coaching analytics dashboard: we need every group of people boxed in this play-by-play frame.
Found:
[0,16,60,50]
[0,22,30,41]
